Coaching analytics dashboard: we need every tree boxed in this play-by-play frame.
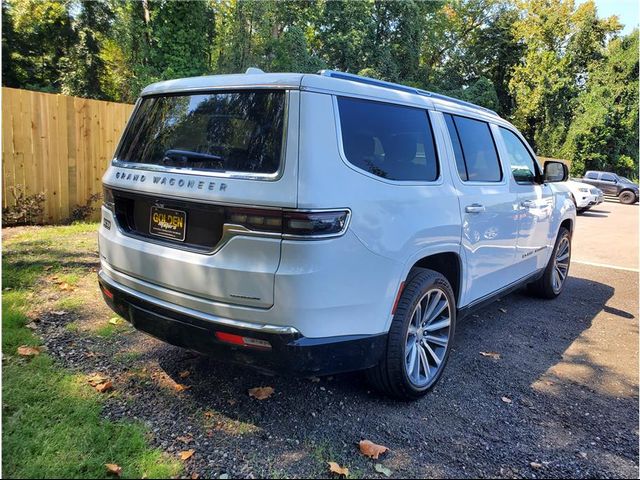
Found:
[2,0,74,92]
[509,0,621,155]
[61,0,113,100]
[562,31,639,177]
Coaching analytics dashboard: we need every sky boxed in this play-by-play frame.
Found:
[586,0,639,35]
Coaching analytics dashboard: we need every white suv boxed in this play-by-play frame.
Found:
[98,70,575,399]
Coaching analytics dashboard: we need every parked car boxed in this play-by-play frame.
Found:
[98,70,574,399]
[581,171,639,204]
[559,179,604,213]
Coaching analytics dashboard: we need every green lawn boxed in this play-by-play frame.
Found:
[2,223,182,479]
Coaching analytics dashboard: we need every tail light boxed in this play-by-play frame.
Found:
[103,186,115,211]
[103,185,349,240]
[225,207,350,238]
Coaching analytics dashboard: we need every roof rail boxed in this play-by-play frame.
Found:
[317,70,498,116]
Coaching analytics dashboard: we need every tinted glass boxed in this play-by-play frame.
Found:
[450,115,501,182]
[585,172,598,179]
[499,127,537,183]
[601,173,616,182]
[117,91,285,173]
[337,97,439,181]
[444,114,468,181]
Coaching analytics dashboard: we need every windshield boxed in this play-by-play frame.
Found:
[116,90,286,174]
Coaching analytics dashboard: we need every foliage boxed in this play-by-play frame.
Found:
[67,192,102,224]
[2,185,45,226]
[1,0,637,176]
[562,31,639,177]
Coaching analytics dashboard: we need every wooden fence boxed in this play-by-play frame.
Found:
[2,87,134,224]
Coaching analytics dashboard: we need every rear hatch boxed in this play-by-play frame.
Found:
[101,87,300,308]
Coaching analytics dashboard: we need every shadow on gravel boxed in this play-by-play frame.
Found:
[118,272,638,478]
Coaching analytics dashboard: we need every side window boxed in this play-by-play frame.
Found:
[499,127,538,184]
[444,113,502,182]
[337,97,439,181]
[601,173,616,182]
[585,172,598,179]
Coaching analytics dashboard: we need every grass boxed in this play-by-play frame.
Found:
[2,223,182,479]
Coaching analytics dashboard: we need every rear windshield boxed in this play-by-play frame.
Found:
[116,90,286,174]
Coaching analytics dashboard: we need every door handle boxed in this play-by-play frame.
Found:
[520,200,536,209]
[465,204,485,214]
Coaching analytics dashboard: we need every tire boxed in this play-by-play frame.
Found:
[527,227,571,299]
[619,190,637,205]
[366,268,456,400]
[576,207,586,214]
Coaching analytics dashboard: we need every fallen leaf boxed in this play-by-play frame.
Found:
[479,351,501,360]
[17,346,40,357]
[374,463,392,477]
[530,462,543,469]
[203,411,215,418]
[105,463,122,476]
[359,440,389,459]
[248,386,274,400]
[43,265,53,271]
[179,370,190,379]
[498,307,507,313]
[59,282,75,291]
[501,396,512,404]
[87,374,107,386]
[227,399,237,406]
[109,317,120,325]
[191,473,200,480]
[26,322,38,330]
[95,381,113,393]
[174,383,191,392]
[328,461,349,477]
[176,435,193,444]
[179,449,195,461]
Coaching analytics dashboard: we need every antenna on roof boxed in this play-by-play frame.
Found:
[245,67,265,75]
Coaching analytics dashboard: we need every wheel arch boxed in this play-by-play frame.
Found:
[408,251,462,305]
[560,218,573,235]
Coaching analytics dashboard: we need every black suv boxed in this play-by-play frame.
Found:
[582,171,639,204]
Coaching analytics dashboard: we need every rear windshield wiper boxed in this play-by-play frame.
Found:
[162,149,224,164]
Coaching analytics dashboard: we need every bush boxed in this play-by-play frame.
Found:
[67,192,102,223]
[2,186,46,226]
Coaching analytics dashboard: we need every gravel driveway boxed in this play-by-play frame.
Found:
[36,261,638,479]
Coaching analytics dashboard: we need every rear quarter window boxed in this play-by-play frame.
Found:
[337,97,439,182]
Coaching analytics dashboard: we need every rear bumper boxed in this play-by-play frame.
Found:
[98,272,386,376]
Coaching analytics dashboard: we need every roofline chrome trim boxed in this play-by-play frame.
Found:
[140,83,301,97]
[98,268,300,335]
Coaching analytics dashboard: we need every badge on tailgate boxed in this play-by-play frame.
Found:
[149,206,187,241]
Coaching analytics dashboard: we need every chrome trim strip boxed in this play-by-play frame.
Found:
[99,269,300,335]
[141,83,301,97]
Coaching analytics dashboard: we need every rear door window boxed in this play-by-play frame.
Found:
[585,172,598,179]
[337,97,439,182]
[444,113,502,182]
[116,90,286,174]
[601,173,616,182]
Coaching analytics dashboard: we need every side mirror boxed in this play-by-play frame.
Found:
[543,161,568,183]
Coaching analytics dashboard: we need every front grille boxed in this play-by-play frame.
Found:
[112,189,225,252]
